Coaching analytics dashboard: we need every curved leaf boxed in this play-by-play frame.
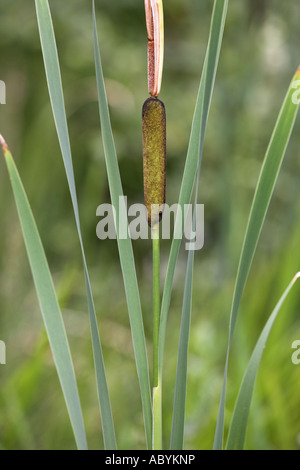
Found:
[0,137,87,450]
[226,273,300,450]
[158,0,229,398]
[35,0,116,449]
[214,67,300,449]
[92,1,152,448]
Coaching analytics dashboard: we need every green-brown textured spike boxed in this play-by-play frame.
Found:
[142,97,166,226]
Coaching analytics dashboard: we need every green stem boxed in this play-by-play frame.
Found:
[152,225,162,449]
[152,226,160,388]
[152,381,162,450]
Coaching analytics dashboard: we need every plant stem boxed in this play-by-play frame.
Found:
[152,225,160,387]
[152,224,162,449]
[152,379,162,450]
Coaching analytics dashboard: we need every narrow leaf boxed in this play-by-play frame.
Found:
[214,67,300,449]
[0,136,87,450]
[158,0,228,399]
[170,175,199,450]
[226,273,300,450]
[92,1,152,448]
[35,0,116,449]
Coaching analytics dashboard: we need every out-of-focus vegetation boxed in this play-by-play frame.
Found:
[0,0,300,450]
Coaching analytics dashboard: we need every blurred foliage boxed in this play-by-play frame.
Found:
[0,0,300,450]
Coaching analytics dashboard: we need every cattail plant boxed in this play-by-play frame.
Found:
[1,0,300,451]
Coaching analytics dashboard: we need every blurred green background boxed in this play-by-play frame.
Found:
[0,0,300,450]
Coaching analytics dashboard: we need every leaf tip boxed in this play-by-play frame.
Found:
[293,272,300,282]
[294,65,300,78]
[0,134,8,154]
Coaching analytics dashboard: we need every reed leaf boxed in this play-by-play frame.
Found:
[214,67,300,449]
[1,138,87,450]
[170,174,199,450]
[158,0,228,379]
[92,0,152,448]
[226,273,300,450]
[35,0,116,449]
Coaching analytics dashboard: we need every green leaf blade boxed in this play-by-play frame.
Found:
[214,67,300,450]
[92,1,152,448]
[158,0,229,383]
[35,0,116,449]
[170,172,200,450]
[226,273,300,450]
[1,139,87,450]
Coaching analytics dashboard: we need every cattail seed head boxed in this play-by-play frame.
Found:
[142,97,166,226]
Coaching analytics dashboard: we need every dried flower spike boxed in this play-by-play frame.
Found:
[145,0,164,97]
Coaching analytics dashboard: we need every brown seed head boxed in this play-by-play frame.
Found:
[142,97,166,226]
